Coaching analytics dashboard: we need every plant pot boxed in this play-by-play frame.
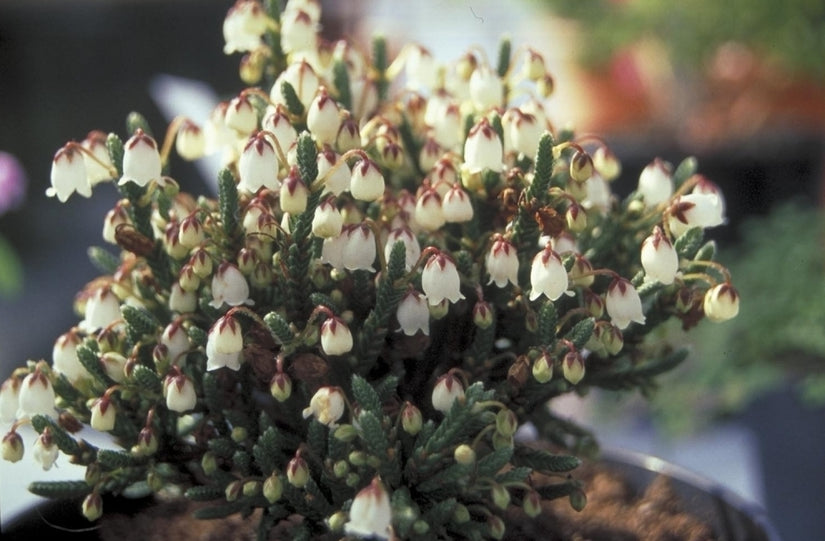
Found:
[2,447,779,541]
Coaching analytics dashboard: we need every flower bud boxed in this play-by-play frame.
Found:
[641,226,679,285]
[178,214,205,249]
[263,473,284,503]
[119,129,162,188]
[350,158,385,202]
[344,477,392,540]
[321,316,353,356]
[566,204,587,232]
[206,313,244,371]
[102,201,131,244]
[270,371,292,402]
[164,368,197,412]
[2,431,24,463]
[605,278,646,329]
[334,424,358,442]
[491,483,511,510]
[287,453,310,487]
[414,187,445,231]
[495,409,518,438]
[33,428,59,470]
[532,352,554,383]
[453,503,471,524]
[90,396,116,432]
[570,150,594,183]
[136,426,159,456]
[524,490,542,518]
[226,94,258,135]
[17,368,56,419]
[432,372,464,413]
[100,352,128,383]
[396,289,430,336]
[80,286,121,333]
[472,300,494,329]
[175,119,205,160]
[562,350,585,385]
[280,166,309,214]
[225,480,243,502]
[47,143,90,202]
[569,488,587,511]
[703,283,740,322]
[529,245,568,301]
[302,386,346,427]
[169,282,197,313]
[0,378,21,423]
[441,183,474,223]
[201,452,218,475]
[592,146,621,181]
[401,402,423,435]
[488,514,506,540]
[569,256,594,287]
[82,492,103,522]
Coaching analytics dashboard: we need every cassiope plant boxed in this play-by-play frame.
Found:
[1,1,739,539]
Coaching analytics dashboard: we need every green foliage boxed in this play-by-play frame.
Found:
[218,168,239,237]
[28,480,91,499]
[87,246,120,275]
[280,81,305,117]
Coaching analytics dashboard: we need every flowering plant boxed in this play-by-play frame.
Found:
[1,1,739,539]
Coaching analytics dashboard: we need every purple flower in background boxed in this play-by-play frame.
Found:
[0,151,27,215]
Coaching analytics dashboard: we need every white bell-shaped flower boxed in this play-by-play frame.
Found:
[210,262,253,309]
[119,129,162,187]
[605,278,646,329]
[441,184,474,223]
[384,227,420,271]
[102,202,131,244]
[206,314,244,371]
[226,94,259,135]
[164,368,198,412]
[175,119,206,161]
[317,149,350,195]
[414,188,445,231]
[0,378,21,423]
[52,331,89,383]
[703,283,740,322]
[222,0,267,54]
[582,173,611,212]
[350,158,385,202]
[344,477,393,541]
[261,106,298,161]
[422,251,464,305]
[81,131,115,185]
[302,386,346,427]
[312,198,344,238]
[396,289,430,336]
[343,223,376,272]
[33,430,59,471]
[90,397,116,432]
[431,372,464,413]
[238,132,279,193]
[529,245,568,301]
[405,45,438,91]
[169,282,197,313]
[469,64,503,111]
[280,167,309,215]
[80,286,121,333]
[271,59,320,109]
[637,158,673,206]
[485,236,519,288]
[503,109,544,159]
[47,144,90,202]
[321,233,347,270]
[307,87,341,146]
[17,369,56,419]
[641,227,679,285]
[161,321,190,364]
[280,7,317,55]
[463,117,503,174]
[668,192,726,238]
[320,316,353,356]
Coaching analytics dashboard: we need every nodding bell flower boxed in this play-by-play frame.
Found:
[312,198,344,238]
[280,7,317,55]
[469,64,503,111]
[222,0,268,54]
[605,278,646,330]
[463,117,503,175]
[175,119,206,161]
[161,321,190,364]
[414,187,445,231]
[238,132,279,193]
[262,106,298,159]
[47,144,90,202]
[344,477,393,541]
[529,245,568,301]
[119,129,162,188]
[169,282,197,313]
[432,102,463,151]
[90,397,116,432]
[350,158,385,202]
[2,431,24,463]
[441,184,474,223]
[178,214,205,249]
[226,94,258,135]
[102,201,131,244]
[384,227,421,271]
[164,368,197,412]
[343,223,376,272]
[81,131,115,185]
[592,146,621,182]
[396,289,430,336]
[405,44,438,91]
[502,108,544,159]
[320,316,353,356]
[641,227,679,285]
[637,158,673,206]
[206,314,244,371]
[703,283,740,322]
[302,386,346,427]
[33,429,59,471]
[82,492,104,522]
[432,372,464,413]
[271,59,320,110]
[280,166,309,214]
[523,48,546,80]
[80,286,121,333]
[317,149,351,195]
[582,173,611,212]
[52,331,88,383]
[209,262,253,309]
[307,87,341,146]
[486,236,519,288]
[668,192,726,238]
[321,232,347,270]
[422,251,465,305]
[1,378,21,423]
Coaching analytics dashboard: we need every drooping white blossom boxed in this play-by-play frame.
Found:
[119,129,162,188]
[641,227,679,285]
[344,477,393,540]
[421,251,464,305]
[302,386,346,427]
[396,289,430,336]
[529,245,568,301]
[605,278,646,329]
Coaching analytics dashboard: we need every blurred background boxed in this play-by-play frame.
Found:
[1,0,823,538]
